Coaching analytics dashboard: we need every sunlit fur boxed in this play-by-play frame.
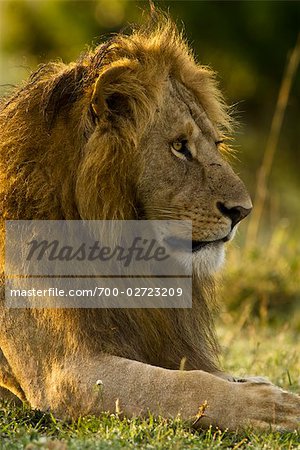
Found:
[0,13,235,377]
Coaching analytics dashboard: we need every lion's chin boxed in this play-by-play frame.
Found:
[178,241,226,276]
[193,241,226,275]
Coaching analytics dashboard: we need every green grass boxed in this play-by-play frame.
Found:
[221,224,300,323]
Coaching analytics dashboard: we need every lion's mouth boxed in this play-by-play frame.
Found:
[165,235,230,253]
[192,236,230,253]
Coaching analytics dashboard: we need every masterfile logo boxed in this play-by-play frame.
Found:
[5,220,192,308]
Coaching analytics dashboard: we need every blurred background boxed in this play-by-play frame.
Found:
[0,0,299,324]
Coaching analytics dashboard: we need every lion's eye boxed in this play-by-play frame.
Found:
[171,140,192,161]
[172,141,183,152]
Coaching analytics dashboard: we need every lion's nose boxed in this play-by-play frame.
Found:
[216,201,252,228]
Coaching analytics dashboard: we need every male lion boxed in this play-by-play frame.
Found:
[0,15,299,431]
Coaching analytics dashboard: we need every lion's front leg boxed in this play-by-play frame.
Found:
[28,355,300,432]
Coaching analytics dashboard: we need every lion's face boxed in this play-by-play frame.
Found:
[137,78,252,272]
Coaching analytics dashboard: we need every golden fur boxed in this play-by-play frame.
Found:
[0,15,226,372]
[0,13,299,431]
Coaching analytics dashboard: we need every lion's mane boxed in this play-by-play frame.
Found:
[0,14,232,372]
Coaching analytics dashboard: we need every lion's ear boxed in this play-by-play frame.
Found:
[91,59,138,119]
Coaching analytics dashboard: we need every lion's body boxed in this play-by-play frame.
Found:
[0,14,299,430]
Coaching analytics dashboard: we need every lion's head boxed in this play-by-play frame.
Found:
[0,14,251,371]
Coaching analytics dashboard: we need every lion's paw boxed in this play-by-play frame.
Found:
[238,381,300,432]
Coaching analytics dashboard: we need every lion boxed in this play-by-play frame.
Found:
[0,13,299,432]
